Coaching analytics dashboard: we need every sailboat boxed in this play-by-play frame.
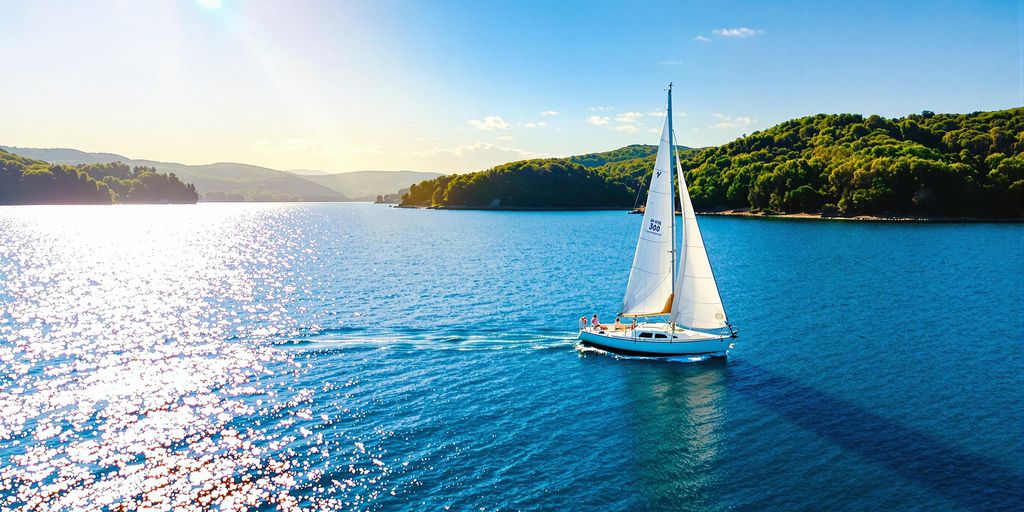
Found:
[578,84,737,357]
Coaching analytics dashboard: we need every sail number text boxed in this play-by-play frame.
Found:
[647,219,662,235]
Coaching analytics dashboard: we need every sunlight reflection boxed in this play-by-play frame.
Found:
[0,204,380,510]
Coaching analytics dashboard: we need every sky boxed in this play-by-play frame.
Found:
[1,0,1021,173]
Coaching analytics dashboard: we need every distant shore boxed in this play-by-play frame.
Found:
[395,204,628,211]
[698,209,1024,223]
[395,204,1024,223]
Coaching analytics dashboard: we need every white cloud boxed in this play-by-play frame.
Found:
[522,121,548,128]
[251,138,321,154]
[658,59,683,66]
[694,35,711,43]
[412,142,548,173]
[711,112,757,129]
[612,125,640,133]
[646,110,687,118]
[416,142,537,159]
[540,110,560,116]
[615,112,644,125]
[467,116,510,131]
[587,115,611,126]
[495,135,514,141]
[647,127,660,133]
[588,106,614,112]
[713,27,763,38]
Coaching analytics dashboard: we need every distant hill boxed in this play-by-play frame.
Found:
[1,146,131,166]
[399,145,696,209]
[286,168,334,176]
[0,146,442,202]
[401,107,1024,218]
[567,144,662,167]
[303,170,443,201]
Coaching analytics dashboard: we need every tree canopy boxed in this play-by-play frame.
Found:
[0,149,198,205]
[402,108,1024,217]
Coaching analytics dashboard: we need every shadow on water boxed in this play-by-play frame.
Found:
[732,360,1024,512]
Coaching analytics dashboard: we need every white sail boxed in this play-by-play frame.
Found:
[670,150,728,329]
[620,113,675,316]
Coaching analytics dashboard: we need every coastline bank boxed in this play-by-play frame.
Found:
[698,209,1024,223]
[395,204,629,211]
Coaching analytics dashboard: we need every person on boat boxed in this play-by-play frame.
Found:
[630,319,637,331]
[579,316,588,331]
[591,314,602,330]
[613,317,625,331]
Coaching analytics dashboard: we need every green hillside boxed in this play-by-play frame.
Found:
[399,145,694,209]
[0,149,198,204]
[567,144,660,167]
[682,108,1023,216]
[402,108,1024,217]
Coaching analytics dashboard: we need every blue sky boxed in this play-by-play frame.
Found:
[1,0,1020,172]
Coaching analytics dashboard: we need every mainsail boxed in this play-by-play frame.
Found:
[620,112,675,316]
[669,145,728,329]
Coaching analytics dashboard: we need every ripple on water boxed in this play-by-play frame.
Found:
[0,205,386,510]
[2,204,1022,512]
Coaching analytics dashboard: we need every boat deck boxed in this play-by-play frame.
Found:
[582,323,724,342]
[577,323,732,356]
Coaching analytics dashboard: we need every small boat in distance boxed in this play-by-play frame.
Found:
[578,84,737,357]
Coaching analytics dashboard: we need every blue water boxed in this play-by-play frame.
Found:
[0,203,1021,511]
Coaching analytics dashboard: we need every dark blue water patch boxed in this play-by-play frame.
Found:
[732,360,1024,512]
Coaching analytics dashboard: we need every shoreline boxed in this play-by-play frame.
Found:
[395,204,628,211]
[395,204,1024,223]
[698,209,1024,223]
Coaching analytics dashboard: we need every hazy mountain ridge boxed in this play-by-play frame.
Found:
[303,171,443,201]
[0,146,441,202]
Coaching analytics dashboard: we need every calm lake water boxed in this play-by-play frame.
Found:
[0,203,1021,511]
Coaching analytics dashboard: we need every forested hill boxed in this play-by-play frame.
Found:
[0,149,198,204]
[401,108,1024,217]
[400,144,697,208]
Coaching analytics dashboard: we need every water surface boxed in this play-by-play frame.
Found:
[0,203,1021,510]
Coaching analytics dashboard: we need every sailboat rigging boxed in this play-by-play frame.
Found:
[578,84,736,357]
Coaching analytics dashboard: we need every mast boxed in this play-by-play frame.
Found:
[667,83,676,291]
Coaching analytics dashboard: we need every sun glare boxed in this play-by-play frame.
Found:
[197,0,222,9]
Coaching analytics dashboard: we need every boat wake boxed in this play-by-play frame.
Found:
[271,327,731,362]
[275,327,577,353]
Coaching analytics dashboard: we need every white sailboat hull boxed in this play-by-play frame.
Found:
[577,324,732,356]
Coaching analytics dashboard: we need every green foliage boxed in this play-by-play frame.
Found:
[681,107,1024,216]
[402,147,696,209]
[403,107,1024,217]
[0,149,198,205]
[567,144,660,167]
[404,159,634,208]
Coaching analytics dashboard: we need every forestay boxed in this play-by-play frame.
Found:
[669,153,728,329]
[620,114,675,316]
